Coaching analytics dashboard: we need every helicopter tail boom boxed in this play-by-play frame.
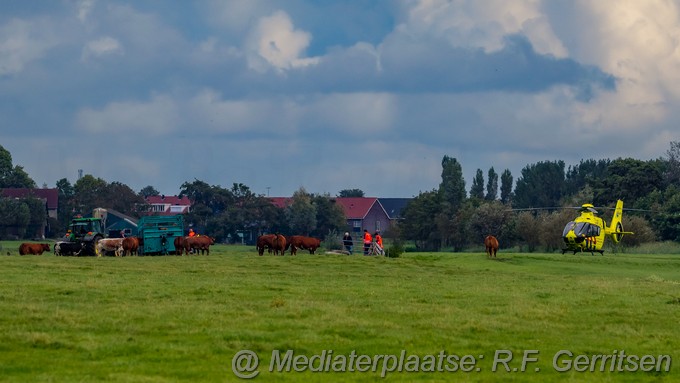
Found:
[607,199,633,243]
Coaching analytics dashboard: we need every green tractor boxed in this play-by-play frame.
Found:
[66,216,106,256]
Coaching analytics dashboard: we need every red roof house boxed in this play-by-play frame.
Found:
[143,195,192,215]
[269,196,392,234]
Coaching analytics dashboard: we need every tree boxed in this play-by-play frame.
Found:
[399,189,442,250]
[592,158,663,206]
[485,167,498,201]
[663,141,680,187]
[180,180,231,230]
[20,196,47,238]
[641,186,680,241]
[513,160,565,209]
[470,169,485,200]
[439,156,466,213]
[0,198,30,239]
[73,175,109,215]
[514,211,541,252]
[564,159,609,197]
[338,189,364,197]
[467,200,511,243]
[500,169,513,204]
[311,194,346,238]
[287,187,316,235]
[103,182,145,217]
[139,185,159,198]
[435,156,468,251]
[0,145,36,188]
[56,178,75,228]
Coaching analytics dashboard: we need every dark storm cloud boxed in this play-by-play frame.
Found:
[276,33,615,98]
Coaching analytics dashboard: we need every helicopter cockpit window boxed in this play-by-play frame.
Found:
[573,222,600,237]
[562,222,576,237]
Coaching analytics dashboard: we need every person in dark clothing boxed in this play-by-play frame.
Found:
[342,232,353,254]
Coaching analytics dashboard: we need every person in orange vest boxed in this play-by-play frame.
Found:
[374,231,384,255]
[188,228,195,237]
[363,229,372,255]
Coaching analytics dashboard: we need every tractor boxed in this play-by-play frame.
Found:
[66,216,105,256]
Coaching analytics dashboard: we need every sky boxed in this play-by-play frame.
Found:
[2,1,679,198]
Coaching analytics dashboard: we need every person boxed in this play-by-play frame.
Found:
[342,232,353,254]
[64,230,74,241]
[363,229,372,255]
[374,231,384,255]
[187,228,196,253]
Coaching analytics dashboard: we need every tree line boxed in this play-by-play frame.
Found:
[1,143,678,251]
[398,142,680,251]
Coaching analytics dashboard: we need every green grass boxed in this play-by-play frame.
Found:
[0,242,678,382]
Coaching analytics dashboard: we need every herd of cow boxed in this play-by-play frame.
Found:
[13,233,319,257]
[14,235,216,257]
[256,234,322,256]
[90,235,215,256]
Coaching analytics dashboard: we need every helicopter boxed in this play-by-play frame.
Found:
[560,199,633,255]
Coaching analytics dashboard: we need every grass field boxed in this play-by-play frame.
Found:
[0,241,678,382]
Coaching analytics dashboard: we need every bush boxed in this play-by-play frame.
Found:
[385,242,404,258]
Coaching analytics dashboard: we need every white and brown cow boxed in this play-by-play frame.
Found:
[96,238,124,257]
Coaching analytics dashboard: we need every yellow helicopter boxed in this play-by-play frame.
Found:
[561,199,633,255]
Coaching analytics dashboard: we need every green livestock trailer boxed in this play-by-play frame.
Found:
[137,215,184,255]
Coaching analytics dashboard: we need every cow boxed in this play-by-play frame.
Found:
[256,234,277,255]
[173,236,186,255]
[96,238,124,257]
[19,243,50,255]
[184,235,215,255]
[122,237,139,256]
[271,234,286,256]
[54,241,84,256]
[288,235,322,255]
[484,235,499,258]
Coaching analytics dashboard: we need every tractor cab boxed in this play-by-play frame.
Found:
[70,218,104,239]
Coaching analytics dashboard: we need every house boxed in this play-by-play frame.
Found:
[98,208,139,238]
[377,198,411,224]
[1,188,58,219]
[333,197,391,235]
[270,197,395,235]
[1,188,58,239]
[142,195,192,216]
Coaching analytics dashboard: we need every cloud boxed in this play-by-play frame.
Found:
[400,0,568,57]
[245,10,320,72]
[76,0,95,23]
[75,94,180,135]
[0,18,59,76]
[2,0,680,199]
[81,36,123,60]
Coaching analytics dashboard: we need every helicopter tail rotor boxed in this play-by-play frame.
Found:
[607,200,633,243]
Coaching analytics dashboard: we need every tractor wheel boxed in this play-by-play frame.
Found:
[88,235,103,256]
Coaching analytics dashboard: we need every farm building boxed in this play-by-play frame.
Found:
[141,195,191,216]
[269,197,411,235]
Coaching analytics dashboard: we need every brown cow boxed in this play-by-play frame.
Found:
[271,234,286,256]
[122,237,139,256]
[184,235,215,255]
[288,235,322,255]
[19,243,50,255]
[173,236,185,255]
[484,235,499,258]
[256,234,277,256]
